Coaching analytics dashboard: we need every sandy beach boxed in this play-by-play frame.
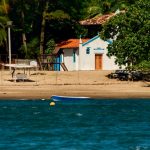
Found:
[0,70,149,99]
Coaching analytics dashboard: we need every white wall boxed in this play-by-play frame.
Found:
[61,36,121,71]
[79,43,94,70]
[76,50,79,70]
[102,50,120,70]
[79,36,120,70]
[63,49,79,71]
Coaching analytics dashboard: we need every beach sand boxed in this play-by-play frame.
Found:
[0,70,149,99]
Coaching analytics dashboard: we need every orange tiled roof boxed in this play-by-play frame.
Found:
[79,10,125,25]
[57,39,89,48]
[54,39,89,54]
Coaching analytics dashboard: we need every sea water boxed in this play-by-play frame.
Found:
[0,99,150,150]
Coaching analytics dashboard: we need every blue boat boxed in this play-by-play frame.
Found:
[51,95,90,101]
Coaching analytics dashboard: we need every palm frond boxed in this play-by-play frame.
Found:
[0,28,6,46]
[0,16,9,25]
[45,10,70,20]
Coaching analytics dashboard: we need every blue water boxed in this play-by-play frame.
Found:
[0,99,150,150]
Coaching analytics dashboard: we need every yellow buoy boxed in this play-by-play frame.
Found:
[50,102,55,106]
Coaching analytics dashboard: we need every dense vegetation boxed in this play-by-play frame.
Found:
[101,0,150,70]
[0,0,149,71]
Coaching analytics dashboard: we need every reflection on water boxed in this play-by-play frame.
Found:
[0,99,150,150]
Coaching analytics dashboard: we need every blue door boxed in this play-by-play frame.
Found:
[54,55,62,71]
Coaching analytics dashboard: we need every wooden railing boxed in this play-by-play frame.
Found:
[61,63,68,71]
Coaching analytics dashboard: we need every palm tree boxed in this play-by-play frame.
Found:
[0,0,9,46]
[39,1,70,56]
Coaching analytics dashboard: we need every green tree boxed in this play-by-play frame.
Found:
[6,0,138,60]
[45,39,55,54]
[0,0,9,46]
[39,1,70,56]
[81,0,136,19]
[20,37,39,59]
[101,0,150,70]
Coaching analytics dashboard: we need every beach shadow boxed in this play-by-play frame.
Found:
[8,79,35,82]
[31,72,46,75]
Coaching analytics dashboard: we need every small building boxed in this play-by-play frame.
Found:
[54,35,120,71]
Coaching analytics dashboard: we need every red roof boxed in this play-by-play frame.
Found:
[54,39,89,54]
[79,10,125,25]
[57,39,89,48]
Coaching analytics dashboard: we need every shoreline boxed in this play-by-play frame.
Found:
[0,84,149,100]
[0,70,149,100]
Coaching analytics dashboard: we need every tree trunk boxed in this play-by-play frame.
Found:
[39,1,49,70]
[21,10,28,58]
[3,0,8,55]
